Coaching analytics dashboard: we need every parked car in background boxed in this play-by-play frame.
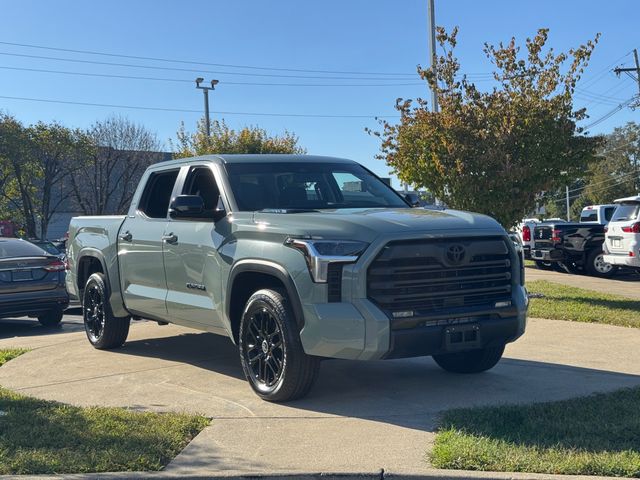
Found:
[531,221,612,277]
[0,237,68,326]
[579,204,617,224]
[603,195,640,272]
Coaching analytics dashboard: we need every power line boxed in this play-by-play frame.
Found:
[0,94,399,119]
[0,51,425,81]
[0,39,419,77]
[582,96,637,130]
[0,65,425,87]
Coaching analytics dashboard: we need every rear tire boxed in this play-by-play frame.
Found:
[38,308,63,327]
[433,345,505,374]
[238,289,320,402]
[82,272,130,349]
[585,249,615,278]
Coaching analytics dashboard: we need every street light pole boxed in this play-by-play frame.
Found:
[195,78,219,137]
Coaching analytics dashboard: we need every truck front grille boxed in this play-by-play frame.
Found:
[367,237,512,316]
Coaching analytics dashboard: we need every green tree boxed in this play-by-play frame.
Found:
[371,28,601,227]
[543,122,639,218]
[173,118,305,158]
[0,115,91,237]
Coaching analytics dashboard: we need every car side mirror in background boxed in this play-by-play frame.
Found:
[169,195,205,219]
[404,193,421,207]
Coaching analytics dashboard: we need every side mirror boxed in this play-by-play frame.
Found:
[404,193,421,208]
[169,195,205,219]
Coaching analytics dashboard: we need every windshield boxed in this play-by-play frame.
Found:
[611,202,640,222]
[225,162,409,211]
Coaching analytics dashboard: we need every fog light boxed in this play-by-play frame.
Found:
[495,300,512,308]
[392,310,415,318]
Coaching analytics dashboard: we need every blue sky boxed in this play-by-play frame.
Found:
[0,1,637,185]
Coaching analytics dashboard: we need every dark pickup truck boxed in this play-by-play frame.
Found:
[530,222,613,277]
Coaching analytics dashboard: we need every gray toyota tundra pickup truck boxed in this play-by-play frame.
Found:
[66,154,528,402]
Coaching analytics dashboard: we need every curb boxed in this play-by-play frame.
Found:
[0,469,628,480]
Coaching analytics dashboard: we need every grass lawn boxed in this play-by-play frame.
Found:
[0,349,209,474]
[527,280,640,328]
[431,387,640,477]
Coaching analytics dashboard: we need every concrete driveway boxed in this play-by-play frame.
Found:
[1,310,640,477]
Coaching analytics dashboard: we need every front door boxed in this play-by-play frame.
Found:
[119,168,179,320]
[163,165,229,330]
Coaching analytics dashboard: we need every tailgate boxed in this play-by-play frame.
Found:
[533,225,555,249]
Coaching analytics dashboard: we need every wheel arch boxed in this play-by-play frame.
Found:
[227,260,305,344]
[76,249,108,294]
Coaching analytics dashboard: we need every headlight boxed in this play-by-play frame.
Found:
[285,238,369,282]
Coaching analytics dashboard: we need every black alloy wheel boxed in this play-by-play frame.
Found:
[242,306,285,388]
[84,282,105,343]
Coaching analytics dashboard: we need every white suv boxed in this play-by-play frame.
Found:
[603,195,640,271]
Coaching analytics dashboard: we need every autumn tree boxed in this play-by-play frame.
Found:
[69,116,160,215]
[173,118,305,158]
[371,28,602,227]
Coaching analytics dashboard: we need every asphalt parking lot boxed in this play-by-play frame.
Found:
[1,303,640,477]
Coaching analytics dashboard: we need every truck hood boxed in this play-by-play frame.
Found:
[252,208,505,242]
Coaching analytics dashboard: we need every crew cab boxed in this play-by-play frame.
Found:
[603,195,640,271]
[66,155,528,402]
[579,204,617,224]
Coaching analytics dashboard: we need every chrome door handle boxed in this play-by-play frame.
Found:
[162,233,178,244]
[119,231,132,242]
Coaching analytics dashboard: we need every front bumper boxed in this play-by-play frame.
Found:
[300,291,528,360]
[531,248,562,262]
[603,253,640,268]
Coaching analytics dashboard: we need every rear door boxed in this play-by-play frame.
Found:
[118,168,180,320]
[162,164,229,330]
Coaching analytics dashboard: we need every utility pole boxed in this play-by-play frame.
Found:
[614,49,640,105]
[427,0,438,112]
[195,78,219,136]
[566,185,570,221]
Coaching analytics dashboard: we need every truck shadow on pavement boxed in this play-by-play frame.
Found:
[118,330,640,433]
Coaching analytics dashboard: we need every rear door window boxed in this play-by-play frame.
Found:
[138,170,180,219]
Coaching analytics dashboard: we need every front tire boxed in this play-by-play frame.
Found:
[433,345,505,374]
[82,272,130,349]
[534,260,553,270]
[585,249,615,278]
[238,289,319,402]
[38,308,63,327]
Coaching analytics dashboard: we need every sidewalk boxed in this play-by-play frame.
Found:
[1,316,639,478]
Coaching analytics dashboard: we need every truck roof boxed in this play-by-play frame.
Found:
[613,195,640,203]
[162,154,358,166]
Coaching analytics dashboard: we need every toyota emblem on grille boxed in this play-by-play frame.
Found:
[446,244,466,264]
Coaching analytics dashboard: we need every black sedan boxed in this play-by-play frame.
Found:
[0,237,69,326]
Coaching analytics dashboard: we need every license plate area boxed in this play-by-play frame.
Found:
[613,239,621,248]
[12,270,33,281]
[444,323,481,351]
